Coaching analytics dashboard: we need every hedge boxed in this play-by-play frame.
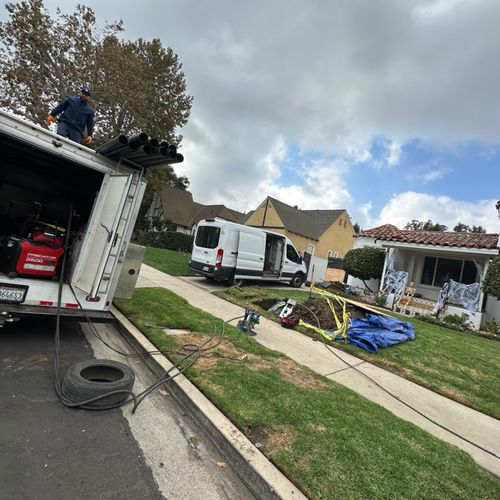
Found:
[134,230,193,252]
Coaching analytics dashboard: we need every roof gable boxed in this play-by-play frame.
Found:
[359,224,499,250]
[267,197,346,240]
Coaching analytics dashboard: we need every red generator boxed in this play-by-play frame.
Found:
[0,235,64,279]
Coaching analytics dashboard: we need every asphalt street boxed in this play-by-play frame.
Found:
[0,316,252,500]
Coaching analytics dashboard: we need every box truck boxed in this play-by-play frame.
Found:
[189,218,308,287]
[0,110,151,325]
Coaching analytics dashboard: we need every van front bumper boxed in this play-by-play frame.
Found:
[189,261,233,280]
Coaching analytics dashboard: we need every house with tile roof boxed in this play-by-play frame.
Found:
[347,224,500,329]
[243,196,354,281]
[146,185,245,234]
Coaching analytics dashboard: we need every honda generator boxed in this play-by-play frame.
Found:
[0,229,64,279]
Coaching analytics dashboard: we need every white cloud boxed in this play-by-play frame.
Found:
[376,192,499,232]
[387,140,402,166]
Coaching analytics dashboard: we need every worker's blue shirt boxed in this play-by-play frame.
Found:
[50,96,95,136]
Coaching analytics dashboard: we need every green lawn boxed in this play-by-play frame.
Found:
[143,247,194,276]
[115,287,500,500]
[215,286,500,419]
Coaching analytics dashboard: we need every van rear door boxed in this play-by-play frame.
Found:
[192,223,222,266]
[236,231,265,278]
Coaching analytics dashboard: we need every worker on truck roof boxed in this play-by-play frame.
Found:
[47,86,95,145]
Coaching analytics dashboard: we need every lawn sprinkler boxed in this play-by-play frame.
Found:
[237,308,260,336]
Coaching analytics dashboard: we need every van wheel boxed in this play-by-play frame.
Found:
[290,273,304,288]
[228,273,244,287]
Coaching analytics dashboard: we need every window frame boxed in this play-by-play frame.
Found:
[419,255,478,288]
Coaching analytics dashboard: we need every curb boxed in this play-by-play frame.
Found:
[111,306,306,500]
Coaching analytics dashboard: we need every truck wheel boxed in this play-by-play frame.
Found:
[290,273,304,288]
[62,359,135,409]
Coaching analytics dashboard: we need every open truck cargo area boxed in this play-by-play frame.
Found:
[0,110,148,323]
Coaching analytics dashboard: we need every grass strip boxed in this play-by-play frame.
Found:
[143,247,195,276]
[115,287,500,499]
[214,286,500,420]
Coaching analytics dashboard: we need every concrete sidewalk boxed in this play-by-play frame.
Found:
[137,265,500,478]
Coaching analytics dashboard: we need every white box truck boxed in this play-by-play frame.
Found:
[0,110,148,325]
[189,218,308,287]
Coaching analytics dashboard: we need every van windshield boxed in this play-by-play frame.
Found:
[195,226,221,249]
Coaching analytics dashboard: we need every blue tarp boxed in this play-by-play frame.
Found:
[344,313,415,353]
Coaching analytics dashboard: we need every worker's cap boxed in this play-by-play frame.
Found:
[80,86,92,96]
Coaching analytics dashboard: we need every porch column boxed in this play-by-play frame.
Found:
[479,258,490,312]
[379,248,390,292]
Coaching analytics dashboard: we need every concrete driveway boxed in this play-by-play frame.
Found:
[0,316,252,500]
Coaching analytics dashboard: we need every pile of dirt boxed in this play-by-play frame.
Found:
[298,297,366,330]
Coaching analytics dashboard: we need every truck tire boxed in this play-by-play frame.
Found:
[62,359,135,409]
[289,273,304,288]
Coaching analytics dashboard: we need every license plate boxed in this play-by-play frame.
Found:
[203,266,209,271]
[0,283,28,304]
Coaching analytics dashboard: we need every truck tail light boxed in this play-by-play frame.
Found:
[215,248,224,268]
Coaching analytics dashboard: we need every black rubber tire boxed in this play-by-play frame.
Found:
[62,359,135,409]
[289,273,304,288]
[227,272,245,287]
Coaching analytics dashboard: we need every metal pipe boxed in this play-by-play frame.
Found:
[96,135,128,155]
[149,138,159,148]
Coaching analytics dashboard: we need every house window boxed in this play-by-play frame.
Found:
[344,220,346,228]
[420,256,478,287]
[339,218,342,226]
[306,244,315,255]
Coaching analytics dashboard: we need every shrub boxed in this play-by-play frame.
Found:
[442,314,472,330]
[134,230,193,252]
[483,256,500,300]
[374,292,388,307]
[483,319,500,335]
[342,247,385,292]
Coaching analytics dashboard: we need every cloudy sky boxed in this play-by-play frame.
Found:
[4,0,500,231]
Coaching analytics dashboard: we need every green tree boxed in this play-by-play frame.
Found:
[342,247,386,293]
[454,222,470,232]
[353,222,360,234]
[483,257,500,300]
[404,219,447,231]
[471,225,486,234]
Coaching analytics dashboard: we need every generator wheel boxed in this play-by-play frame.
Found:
[62,359,135,409]
[290,273,304,288]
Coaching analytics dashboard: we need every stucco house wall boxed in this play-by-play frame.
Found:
[315,213,355,259]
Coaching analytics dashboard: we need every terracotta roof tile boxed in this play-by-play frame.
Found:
[358,224,499,250]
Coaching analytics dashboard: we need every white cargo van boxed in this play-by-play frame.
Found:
[190,219,307,287]
[0,110,150,325]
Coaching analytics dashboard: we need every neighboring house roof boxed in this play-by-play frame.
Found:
[266,197,345,240]
[158,185,244,228]
[190,205,244,226]
[359,224,499,250]
[159,185,202,228]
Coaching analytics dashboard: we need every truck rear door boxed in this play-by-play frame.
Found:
[72,173,134,297]
[236,231,265,278]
